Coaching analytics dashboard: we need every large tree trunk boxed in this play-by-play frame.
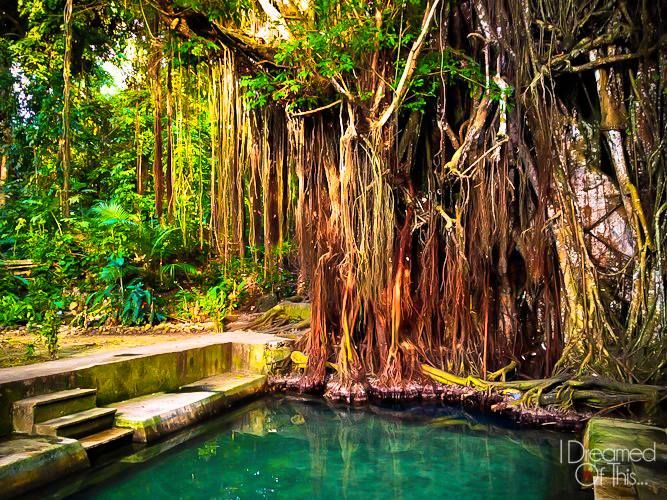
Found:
[152,0,666,389]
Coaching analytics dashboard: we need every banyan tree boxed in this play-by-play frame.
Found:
[146,0,665,403]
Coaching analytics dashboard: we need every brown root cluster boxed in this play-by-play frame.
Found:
[155,0,666,411]
[269,374,589,431]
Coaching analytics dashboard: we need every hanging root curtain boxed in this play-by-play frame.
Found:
[154,0,666,415]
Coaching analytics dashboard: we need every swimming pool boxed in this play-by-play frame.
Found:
[43,396,589,499]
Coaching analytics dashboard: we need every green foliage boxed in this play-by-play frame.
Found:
[99,252,137,287]
[39,309,61,359]
[238,4,514,115]
[92,201,137,227]
[0,265,66,326]
[0,293,37,325]
[83,252,165,326]
[0,0,341,332]
[160,262,199,283]
[85,275,164,326]
[172,0,251,24]
[240,73,275,109]
[25,343,36,359]
[240,1,391,109]
[199,277,247,331]
[170,248,300,326]
[120,280,165,325]
[173,288,204,321]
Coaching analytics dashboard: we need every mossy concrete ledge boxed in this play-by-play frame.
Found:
[180,372,267,405]
[113,373,267,443]
[0,434,89,498]
[112,391,228,442]
[0,332,290,437]
[12,388,97,434]
[583,417,667,499]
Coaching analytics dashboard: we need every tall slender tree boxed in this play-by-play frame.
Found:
[149,15,164,221]
[60,0,73,217]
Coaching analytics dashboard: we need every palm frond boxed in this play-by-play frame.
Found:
[160,262,199,281]
[91,201,137,226]
[151,227,178,256]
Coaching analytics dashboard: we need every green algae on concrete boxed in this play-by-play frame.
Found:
[34,407,117,439]
[0,342,231,437]
[263,344,293,373]
[0,434,89,497]
[180,372,267,405]
[231,343,268,374]
[76,344,232,407]
[231,340,294,375]
[583,417,667,499]
[114,372,267,443]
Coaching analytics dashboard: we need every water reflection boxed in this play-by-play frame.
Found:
[66,396,589,499]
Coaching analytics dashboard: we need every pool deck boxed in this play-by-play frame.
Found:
[112,372,267,442]
[0,331,280,385]
[0,434,89,497]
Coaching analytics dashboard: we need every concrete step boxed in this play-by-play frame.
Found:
[0,434,89,498]
[113,391,226,443]
[79,427,134,456]
[33,407,117,439]
[12,388,97,433]
[180,372,267,405]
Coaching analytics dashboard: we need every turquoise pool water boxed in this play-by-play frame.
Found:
[58,396,588,499]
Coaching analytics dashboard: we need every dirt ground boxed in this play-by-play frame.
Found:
[0,322,227,368]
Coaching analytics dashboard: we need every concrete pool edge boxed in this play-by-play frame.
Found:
[0,331,290,436]
[0,434,89,498]
[582,417,667,499]
[0,332,291,497]
[111,373,267,443]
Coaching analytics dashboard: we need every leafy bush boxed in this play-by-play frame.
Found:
[173,288,205,321]
[0,269,66,326]
[0,195,296,329]
[119,280,165,325]
[199,277,247,331]
[84,252,163,326]
[0,293,37,325]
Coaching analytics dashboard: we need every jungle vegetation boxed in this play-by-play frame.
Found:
[1,1,665,409]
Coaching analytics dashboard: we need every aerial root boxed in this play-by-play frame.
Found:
[421,364,666,413]
[486,361,518,382]
[241,301,311,331]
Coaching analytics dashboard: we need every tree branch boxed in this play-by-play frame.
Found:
[151,1,278,66]
[257,0,293,40]
[374,0,441,129]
